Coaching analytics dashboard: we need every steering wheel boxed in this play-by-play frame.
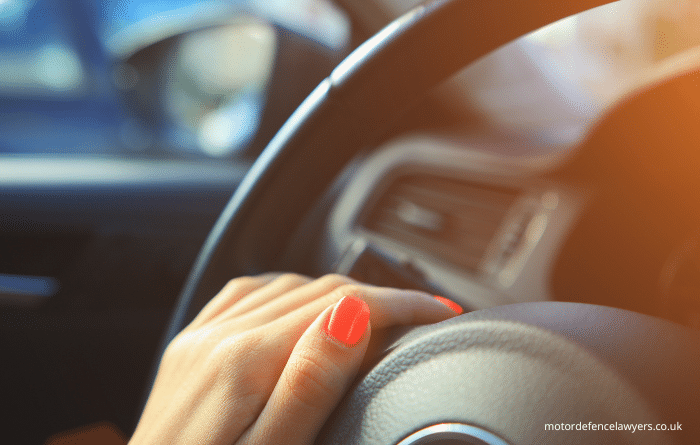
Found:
[158,0,700,443]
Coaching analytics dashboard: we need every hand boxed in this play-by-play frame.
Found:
[130,273,462,445]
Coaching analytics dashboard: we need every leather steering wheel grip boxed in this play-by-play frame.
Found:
[315,302,700,445]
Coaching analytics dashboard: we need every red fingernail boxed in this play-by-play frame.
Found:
[324,296,370,347]
[433,296,463,314]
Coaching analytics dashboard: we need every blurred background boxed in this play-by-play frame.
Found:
[0,0,351,159]
[4,0,700,161]
[0,3,353,442]
[379,0,700,148]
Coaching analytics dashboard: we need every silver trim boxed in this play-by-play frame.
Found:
[396,423,510,445]
[0,273,59,306]
[0,156,247,187]
[106,1,242,58]
[330,5,425,84]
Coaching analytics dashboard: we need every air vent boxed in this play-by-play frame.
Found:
[364,174,519,272]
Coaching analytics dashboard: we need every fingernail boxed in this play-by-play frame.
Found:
[324,296,370,347]
[433,296,463,314]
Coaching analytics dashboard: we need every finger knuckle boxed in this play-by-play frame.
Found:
[285,347,341,411]
[274,272,311,287]
[162,328,215,364]
[316,273,355,289]
[223,276,266,292]
[162,339,183,362]
[332,283,363,300]
[208,331,264,368]
[205,332,272,407]
[164,330,197,356]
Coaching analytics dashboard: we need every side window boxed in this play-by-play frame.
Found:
[0,0,118,155]
[0,0,350,159]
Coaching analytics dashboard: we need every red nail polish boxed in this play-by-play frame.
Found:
[324,296,370,346]
[433,296,463,314]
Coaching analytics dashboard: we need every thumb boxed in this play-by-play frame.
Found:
[242,295,371,445]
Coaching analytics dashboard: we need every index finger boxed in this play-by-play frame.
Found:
[262,284,462,354]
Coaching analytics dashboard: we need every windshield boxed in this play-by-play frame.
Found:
[379,0,700,148]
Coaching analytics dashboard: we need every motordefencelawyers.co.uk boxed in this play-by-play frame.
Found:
[544,422,682,433]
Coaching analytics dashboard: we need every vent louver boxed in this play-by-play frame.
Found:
[364,174,519,272]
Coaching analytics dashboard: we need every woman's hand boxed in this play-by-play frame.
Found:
[130,273,462,445]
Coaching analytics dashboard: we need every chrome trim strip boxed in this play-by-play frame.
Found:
[0,273,59,305]
[396,423,510,445]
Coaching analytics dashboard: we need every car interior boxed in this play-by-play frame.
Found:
[2,0,700,444]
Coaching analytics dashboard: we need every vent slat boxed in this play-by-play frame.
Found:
[365,174,519,272]
[375,220,483,270]
[393,183,514,212]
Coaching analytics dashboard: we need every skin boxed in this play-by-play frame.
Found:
[129,273,460,445]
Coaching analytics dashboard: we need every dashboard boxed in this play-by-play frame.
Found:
[321,136,584,312]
